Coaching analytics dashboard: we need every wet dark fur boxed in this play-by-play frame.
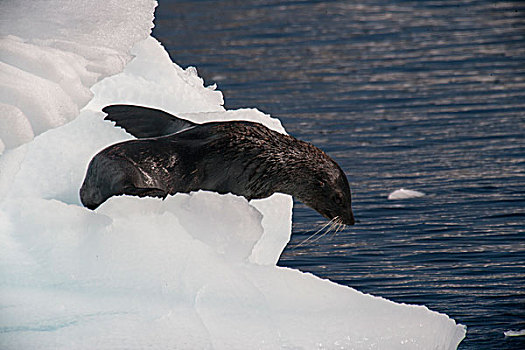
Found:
[80,105,355,225]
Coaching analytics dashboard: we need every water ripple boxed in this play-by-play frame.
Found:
[155,1,525,348]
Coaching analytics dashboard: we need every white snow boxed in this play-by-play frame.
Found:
[0,0,157,151]
[0,1,465,349]
[388,188,426,200]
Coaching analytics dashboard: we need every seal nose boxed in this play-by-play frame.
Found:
[345,210,356,225]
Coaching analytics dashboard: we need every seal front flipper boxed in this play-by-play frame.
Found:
[125,186,168,199]
[103,104,197,138]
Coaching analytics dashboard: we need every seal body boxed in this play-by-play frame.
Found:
[80,105,355,225]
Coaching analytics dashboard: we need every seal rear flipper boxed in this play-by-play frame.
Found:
[103,105,198,138]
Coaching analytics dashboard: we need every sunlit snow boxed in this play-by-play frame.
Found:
[0,1,465,349]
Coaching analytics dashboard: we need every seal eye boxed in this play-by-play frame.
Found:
[334,196,343,206]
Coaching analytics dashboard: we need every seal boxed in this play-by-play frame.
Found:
[80,105,355,225]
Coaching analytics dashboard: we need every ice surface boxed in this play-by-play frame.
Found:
[0,0,157,152]
[0,1,465,349]
[388,188,426,200]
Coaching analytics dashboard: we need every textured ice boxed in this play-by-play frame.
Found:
[0,0,157,152]
[388,188,426,200]
[0,1,466,349]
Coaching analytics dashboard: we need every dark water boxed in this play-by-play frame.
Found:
[153,1,525,348]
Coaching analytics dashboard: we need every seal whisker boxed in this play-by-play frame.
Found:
[328,217,344,241]
[334,219,345,237]
[294,217,338,249]
[327,217,339,240]
[305,224,334,246]
[298,216,343,248]
[295,219,335,247]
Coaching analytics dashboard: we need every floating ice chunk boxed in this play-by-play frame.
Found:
[388,188,426,200]
[504,329,525,337]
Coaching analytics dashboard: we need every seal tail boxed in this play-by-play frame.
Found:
[103,104,197,138]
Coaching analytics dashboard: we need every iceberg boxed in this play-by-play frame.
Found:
[0,1,466,349]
